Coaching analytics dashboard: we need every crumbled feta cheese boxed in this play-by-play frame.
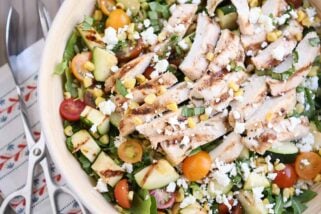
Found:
[276,13,290,25]
[192,0,201,4]
[289,9,298,19]
[98,100,116,115]
[155,59,169,73]
[306,7,316,21]
[94,178,108,193]
[122,163,133,173]
[181,136,190,146]
[166,182,176,192]
[267,173,277,180]
[272,45,285,61]
[103,27,118,49]
[265,203,275,214]
[114,136,124,148]
[301,159,310,166]
[213,171,231,187]
[111,65,119,73]
[249,7,262,24]
[241,162,251,179]
[143,19,151,28]
[232,111,241,120]
[234,122,245,134]
[125,92,133,99]
[133,31,140,40]
[141,27,158,46]
[226,64,231,71]
[177,178,188,189]
[258,15,275,32]
[180,195,196,208]
[246,50,254,57]
[205,107,213,116]
[296,92,305,104]
[303,77,319,91]
[252,186,264,202]
[90,124,98,133]
[297,133,314,152]
[175,24,185,34]
[150,70,159,79]
[261,41,268,48]
[295,188,303,196]
[178,40,189,50]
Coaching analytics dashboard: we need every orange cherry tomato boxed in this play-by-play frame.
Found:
[117,140,143,163]
[70,52,92,81]
[273,164,297,188]
[295,152,321,180]
[182,151,212,181]
[105,9,131,30]
[98,0,116,15]
[114,179,131,209]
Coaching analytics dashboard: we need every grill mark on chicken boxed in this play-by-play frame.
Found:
[100,170,124,178]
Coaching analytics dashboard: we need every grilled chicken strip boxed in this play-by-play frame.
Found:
[261,0,287,17]
[207,0,224,16]
[113,72,178,109]
[190,70,248,112]
[208,30,245,73]
[152,4,198,53]
[243,116,309,154]
[158,113,229,165]
[251,37,297,70]
[267,31,320,95]
[119,82,190,136]
[231,0,253,35]
[104,53,154,93]
[179,14,220,80]
[229,75,267,126]
[210,132,244,163]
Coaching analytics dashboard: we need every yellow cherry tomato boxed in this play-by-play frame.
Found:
[117,139,143,163]
[182,151,212,181]
[105,9,131,30]
[70,52,92,81]
[98,0,116,16]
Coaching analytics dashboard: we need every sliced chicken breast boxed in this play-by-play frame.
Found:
[104,53,154,92]
[179,14,221,80]
[208,30,245,73]
[261,0,287,17]
[119,82,190,136]
[231,0,253,35]
[210,132,244,163]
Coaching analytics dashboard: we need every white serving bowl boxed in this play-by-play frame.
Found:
[38,0,321,213]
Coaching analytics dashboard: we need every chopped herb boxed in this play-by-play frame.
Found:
[308,37,320,47]
[293,50,299,63]
[115,79,128,97]
[66,137,74,152]
[82,16,94,30]
[54,61,68,75]
[189,147,202,156]
[181,106,205,117]
[234,65,245,72]
[112,40,127,53]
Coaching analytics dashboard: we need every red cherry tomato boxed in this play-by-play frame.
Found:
[286,0,302,8]
[114,179,131,209]
[273,164,298,188]
[218,200,243,214]
[59,99,86,121]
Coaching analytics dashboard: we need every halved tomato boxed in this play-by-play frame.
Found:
[295,152,321,180]
[182,151,212,181]
[114,179,131,209]
[273,164,298,188]
[70,52,92,81]
[59,99,86,121]
[117,140,143,163]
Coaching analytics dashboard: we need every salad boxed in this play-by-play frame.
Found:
[55,0,321,213]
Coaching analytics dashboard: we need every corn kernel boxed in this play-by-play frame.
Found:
[275,163,285,171]
[187,117,196,128]
[235,89,244,97]
[184,76,192,82]
[249,0,259,7]
[84,61,95,72]
[206,52,214,61]
[93,88,104,97]
[133,116,143,125]
[129,101,139,109]
[302,17,312,27]
[64,92,71,99]
[127,23,135,34]
[228,81,240,92]
[175,188,185,202]
[272,184,280,195]
[275,30,282,37]
[64,125,73,136]
[297,10,307,22]
[144,93,157,105]
[136,74,147,84]
[295,32,303,41]
[158,32,167,42]
[314,174,321,182]
[267,31,279,42]
[83,77,93,88]
[123,78,136,90]
[262,198,269,205]
[93,10,103,21]
[95,97,106,106]
[157,86,167,96]
[295,103,305,114]
[166,102,178,111]
[283,188,290,201]
[128,191,134,201]
[200,114,209,121]
[265,112,273,122]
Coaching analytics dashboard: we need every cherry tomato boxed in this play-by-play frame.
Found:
[143,66,154,80]
[218,200,243,214]
[286,0,302,8]
[114,179,131,209]
[98,0,116,15]
[59,99,86,121]
[150,189,175,209]
[117,140,143,163]
[273,164,298,188]
[105,9,131,30]
[83,90,96,108]
[116,39,145,63]
[295,152,321,180]
[71,52,92,81]
[182,151,212,181]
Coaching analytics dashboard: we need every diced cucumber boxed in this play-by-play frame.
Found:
[71,130,101,162]
[238,147,250,160]
[243,173,270,190]
[76,25,105,50]
[217,5,236,15]
[265,142,299,164]
[134,159,179,190]
[97,117,110,135]
[81,106,110,135]
[91,152,124,187]
[238,190,268,214]
[117,0,140,15]
[208,179,233,197]
[93,47,118,82]
[217,12,238,30]
[110,112,123,128]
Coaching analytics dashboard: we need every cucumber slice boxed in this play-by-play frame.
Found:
[238,190,268,214]
[217,12,238,30]
[110,112,123,128]
[217,5,236,15]
[265,142,299,163]
[244,173,270,190]
[76,25,105,50]
[117,0,140,15]
[93,47,118,82]
[208,179,233,197]
[81,106,110,135]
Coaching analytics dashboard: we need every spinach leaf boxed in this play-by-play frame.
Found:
[181,106,205,117]
[78,153,92,174]
[292,198,307,214]
[293,189,317,203]
[115,79,129,97]
[274,194,284,214]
